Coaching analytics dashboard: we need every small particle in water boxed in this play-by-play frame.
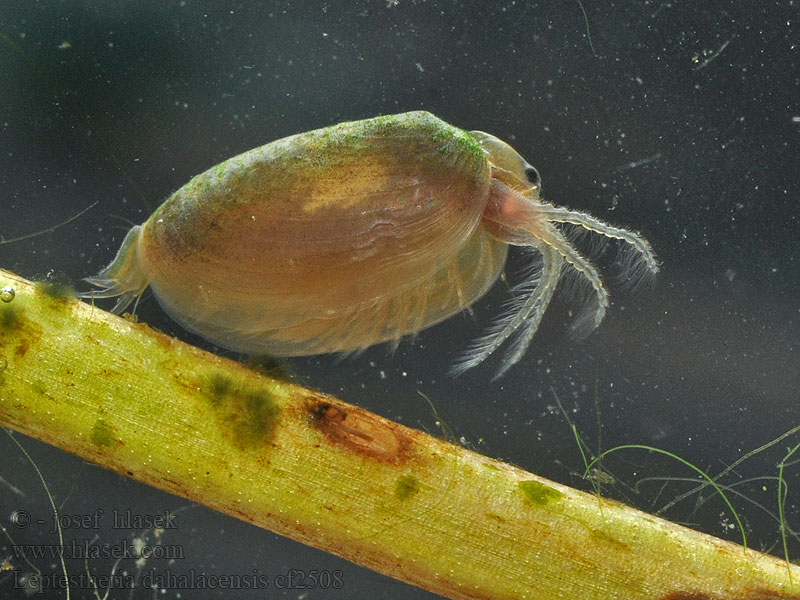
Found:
[0,356,7,371]
[0,286,15,303]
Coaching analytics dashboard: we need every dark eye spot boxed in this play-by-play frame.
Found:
[523,165,540,186]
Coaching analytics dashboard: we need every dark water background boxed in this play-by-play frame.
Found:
[1,2,799,598]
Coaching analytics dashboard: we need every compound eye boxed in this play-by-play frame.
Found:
[523,164,541,187]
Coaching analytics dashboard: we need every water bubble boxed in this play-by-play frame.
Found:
[0,286,15,303]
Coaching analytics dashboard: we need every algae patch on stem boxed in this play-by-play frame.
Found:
[201,371,280,449]
[395,474,421,500]
[519,480,564,506]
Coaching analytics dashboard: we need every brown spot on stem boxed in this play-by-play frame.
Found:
[15,339,29,358]
[309,399,412,464]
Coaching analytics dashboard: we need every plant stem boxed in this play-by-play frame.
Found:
[0,267,797,599]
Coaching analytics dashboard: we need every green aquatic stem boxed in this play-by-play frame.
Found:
[0,266,798,600]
